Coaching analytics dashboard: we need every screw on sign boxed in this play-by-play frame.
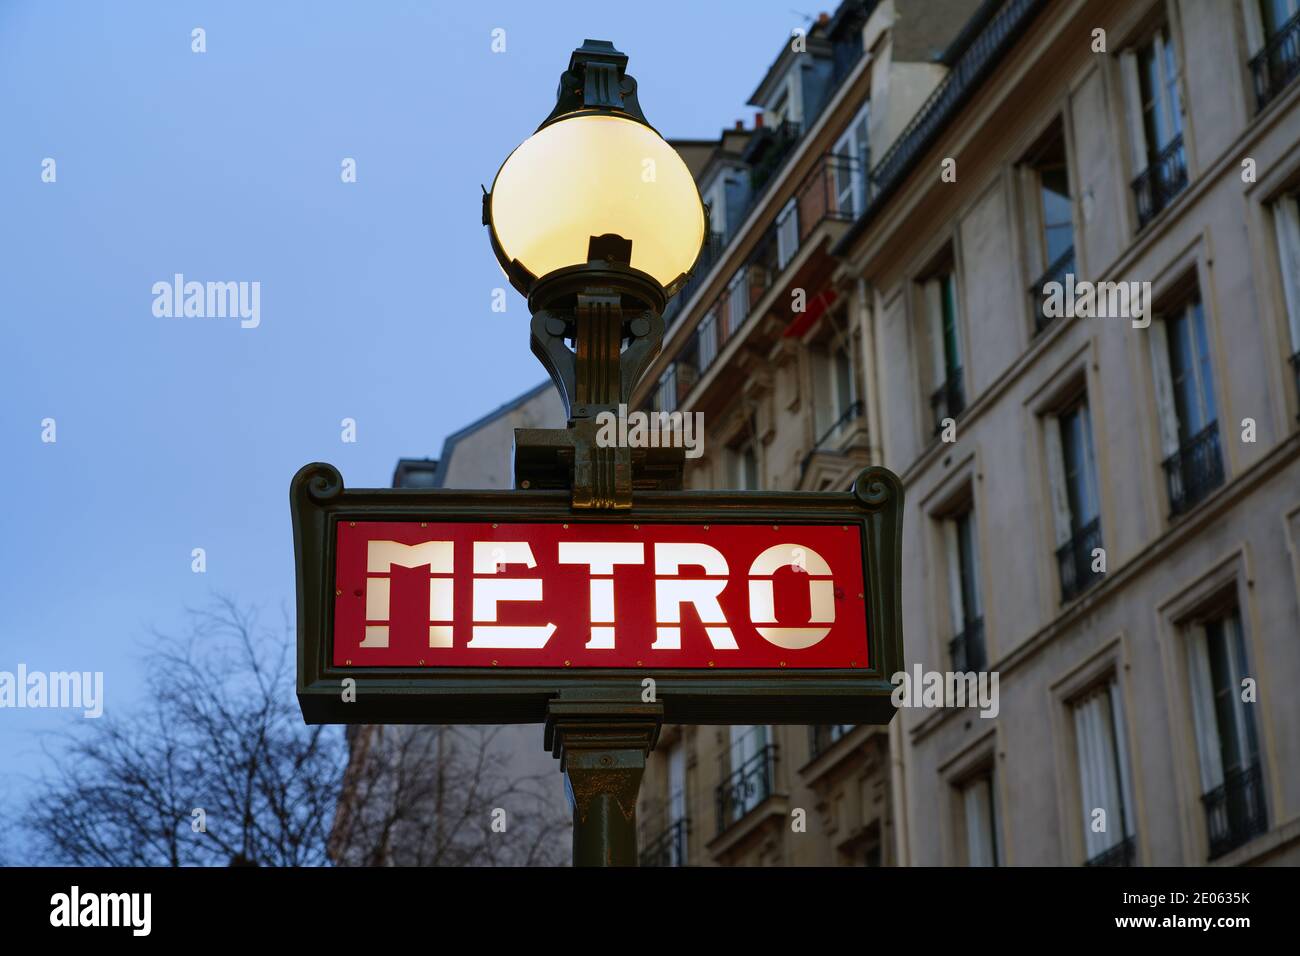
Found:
[333,521,870,671]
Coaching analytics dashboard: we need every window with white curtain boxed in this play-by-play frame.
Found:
[1271,193,1300,359]
[657,367,678,415]
[667,741,687,865]
[960,772,1001,866]
[1118,24,1184,175]
[833,100,871,216]
[698,311,719,370]
[1072,678,1136,864]
[727,724,770,820]
[776,197,800,270]
[1187,606,1260,795]
[727,269,749,334]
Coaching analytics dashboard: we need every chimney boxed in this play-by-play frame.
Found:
[735,119,744,130]
[817,11,829,25]
[754,112,764,129]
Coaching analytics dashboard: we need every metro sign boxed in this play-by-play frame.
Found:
[292,462,903,725]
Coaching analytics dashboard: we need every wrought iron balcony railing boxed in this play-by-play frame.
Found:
[1290,350,1300,421]
[639,817,689,867]
[930,368,966,435]
[1056,516,1103,604]
[1085,834,1136,867]
[1132,133,1189,229]
[1031,247,1075,335]
[948,616,986,673]
[664,231,725,328]
[1250,9,1300,111]
[1203,762,1268,860]
[1162,420,1224,517]
[797,398,865,484]
[715,744,778,836]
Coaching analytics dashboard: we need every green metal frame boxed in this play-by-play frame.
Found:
[292,461,904,727]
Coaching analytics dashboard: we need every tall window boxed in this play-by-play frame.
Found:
[1120,25,1188,227]
[1187,605,1268,857]
[728,439,759,490]
[1245,0,1300,109]
[813,333,858,442]
[960,772,1001,866]
[667,741,688,865]
[698,311,719,371]
[1024,124,1075,333]
[657,366,679,415]
[945,506,985,672]
[776,197,800,270]
[720,725,773,827]
[833,101,871,216]
[1151,293,1224,516]
[1046,394,1103,602]
[727,269,749,334]
[925,270,965,434]
[1270,193,1300,412]
[1072,679,1137,865]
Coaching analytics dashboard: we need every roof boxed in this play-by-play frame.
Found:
[429,380,555,488]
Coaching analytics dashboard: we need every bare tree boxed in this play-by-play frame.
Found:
[24,596,570,866]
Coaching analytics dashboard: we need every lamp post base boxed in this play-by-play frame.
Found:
[544,694,664,866]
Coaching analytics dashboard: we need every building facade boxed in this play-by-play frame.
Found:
[632,0,984,866]
[638,0,1300,867]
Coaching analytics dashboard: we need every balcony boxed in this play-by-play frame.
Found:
[948,616,986,673]
[1056,516,1103,604]
[1132,134,1189,229]
[1203,762,1268,860]
[1250,9,1300,111]
[1031,246,1075,335]
[664,231,725,328]
[639,817,689,867]
[1290,350,1300,421]
[748,120,803,203]
[798,398,867,489]
[930,369,966,435]
[715,743,779,836]
[1162,420,1224,517]
[1085,834,1136,867]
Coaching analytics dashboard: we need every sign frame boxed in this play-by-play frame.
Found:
[292,462,903,726]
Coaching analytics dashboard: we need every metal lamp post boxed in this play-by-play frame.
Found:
[482,38,708,866]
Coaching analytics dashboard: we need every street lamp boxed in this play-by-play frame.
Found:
[484,39,707,507]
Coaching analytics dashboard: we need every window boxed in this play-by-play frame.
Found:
[960,772,1001,866]
[698,312,719,371]
[666,741,688,865]
[728,439,759,490]
[776,197,800,270]
[1072,679,1137,865]
[657,366,678,415]
[1245,0,1300,109]
[1045,394,1103,602]
[924,270,965,434]
[1270,193,1300,414]
[718,725,774,831]
[810,723,853,757]
[1187,604,1268,857]
[833,101,871,217]
[1023,124,1075,333]
[1120,25,1188,227]
[727,269,749,334]
[1150,293,1224,515]
[812,332,858,442]
[944,506,985,672]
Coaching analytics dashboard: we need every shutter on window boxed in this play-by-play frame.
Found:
[1148,320,1182,457]
[1118,51,1148,172]
[1043,416,1075,547]
[1187,625,1226,793]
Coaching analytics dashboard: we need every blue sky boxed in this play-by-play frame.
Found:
[0,1,811,835]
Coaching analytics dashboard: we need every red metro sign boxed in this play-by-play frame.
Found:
[334,521,868,670]
[292,463,903,725]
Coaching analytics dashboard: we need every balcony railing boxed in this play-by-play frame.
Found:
[1290,350,1300,421]
[639,817,689,867]
[749,120,803,200]
[798,398,864,484]
[1056,516,1103,604]
[664,231,725,328]
[1162,420,1224,517]
[716,744,778,835]
[930,368,966,435]
[1085,834,1136,867]
[1203,762,1268,860]
[948,615,986,673]
[1132,134,1189,229]
[1250,9,1300,111]
[1031,247,1075,335]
